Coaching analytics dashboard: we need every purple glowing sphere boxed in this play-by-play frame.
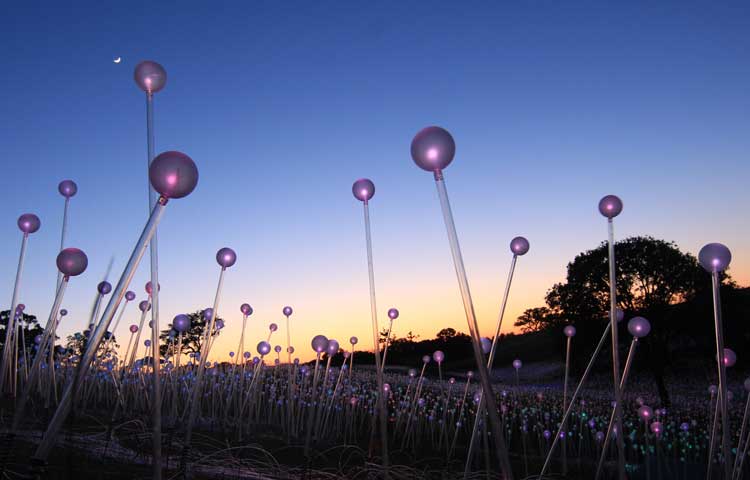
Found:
[638,405,653,420]
[60,309,68,316]
[311,335,329,353]
[58,180,78,198]
[326,339,340,356]
[269,323,278,332]
[349,336,358,345]
[627,316,651,338]
[241,303,253,315]
[129,325,139,334]
[480,337,492,354]
[125,291,136,301]
[18,214,41,234]
[699,243,732,273]
[510,236,530,256]
[352,178,375,202]
[410,126,456,173]
[512,359,522,370]
[422,355,431,364]
[615,308,625,323]
[56,248,88,277]
[203,308,214,320]
[134,61,167,94]
[723,348,737,368]
[97,281,112,295]
[387,308,399,320]
[139,300,151,312]
[173,314,190,333]
[433,350,445,363]
[145,281,160,295]
[563,325,576,338]
[283,306,293,317]
[144,339,151,347]
[598,195,623,219]
[257,341,271,356]
[274,345,282,353]
[149,151,198,199]
[650,421,662,435]
[216,247,237,268]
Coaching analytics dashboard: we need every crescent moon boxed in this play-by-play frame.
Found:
[113,57,122,64]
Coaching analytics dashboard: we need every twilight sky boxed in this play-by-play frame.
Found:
[1,1,749,363]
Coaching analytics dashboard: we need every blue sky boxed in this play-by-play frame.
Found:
[1,1,748,361]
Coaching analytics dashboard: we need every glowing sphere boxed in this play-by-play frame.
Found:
[680,422,689,432]
[311,335,329,353]
[56,248,88,277]
[173,314,190,333]
[125,291,136,301]
[326,339,340,356]
[449,377,455,385]
[480,337,491,354]
[615,308,625,323]
[709,385,718,395]
[60,309,68,316]
[510,236,530,256]
[699,243,732,273]
[274,345,282,353]
[282,306,293,317]
[433,350,445,363]
[144,339,151,347]
[422,355,431,364]
[34,334,42,345]
[467,371,474,378]
[257,341,271,356]
[139,300,151,312]
[97,281,112,295]
[288,346,295,354]
[149,151,199,199]
[129,325,139,334]
[598,195,623,219]
[383,383,391,393]
[133,61,167,94]
[145,281,160,294]
[408,368,417,378]
[387,308,399,320]
[512,359,522,370]
[650,421,662,435]
[638,406,653,420]
[543,430,551,440]
[349,336,358,345]
[269,323,278,332]
[58,180,78,198]
[627,316,651,338]
[243,351,251,359]
[216,247,237,268]
[410,126,456,172]
[563,325,576,338]
[17,214,41,234]
[203,308,213,320]
[352,178,375,202]
[723,348,737,367]
[240,303,253,315]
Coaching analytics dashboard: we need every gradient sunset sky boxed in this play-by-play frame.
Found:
[1,1,748,363]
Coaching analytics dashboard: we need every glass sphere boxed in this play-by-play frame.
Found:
[240,303,253,315]
[349,336,358,345]
[145,281,160,294]
[139,300,151,312]
[709,385,718,395]
[216,247,237,268]
[352,178,375,202]
[512,359,522,370]
[387,308,399,320]
[627,316,651,338]
[129,325,139,333]
[283,306,293,316]
[311,335,329,353]
[433,350,445,363]
[408,368,416,378]
[723,348,737,368]
[269,323,278,332]
[97,281,112,295]
[650,421,662,434]
[144,339,151,347]
[699,243,732,273]
[638,405,653,420]
[60,309,68,316]
[173,314,190,333]
[257,341,271,356]
[203,308,213,320]
[58,179,78,198]
[288,346,295,354]
[326,339,340,355]
[410,126,456,172]
[18,213,41,234]
[563,325,576,338]
[133,61,167,94]
[480,337,492,354]
[510,236,530,256]
[680,422,689,432]
[467,371,473,378]
[149,151,199,199]
[422,355,431,364]
[56,248,88,276]
[615,308,625,323]
[598,195,623,219]
[274,345,282,353]
[125,291,136,301]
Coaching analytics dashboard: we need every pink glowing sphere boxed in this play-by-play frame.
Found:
[638,405,653,420]
[650,421,662,435]
[433,350,445,363]
[257,341,271,356]
[145,281,160,295]
[352,178,375,202]
[699,243,732,273]
[627,316,651,338]
[97,281,112,295]
[387,308,399,320]
[173,314,190,333]
[723,348,737,367]
[311,335,329,353]
[139,300,151,312]
[18,214,41,234]
[410,126,456,172]
[129,325,139,333]
[134,61,167,94]
[383,383,391,393]
[563,325,576,338]
[510,236,530,256]
[216,247,237,268]
[58,180,78,198]
[598,195,623,219]
[283,306,293,316]
[149,151,199,199]
[512,359,522,370]
[240,303,253,315]
[56,248,88,277]
[349,336,358,345]
[125,291,136,301]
